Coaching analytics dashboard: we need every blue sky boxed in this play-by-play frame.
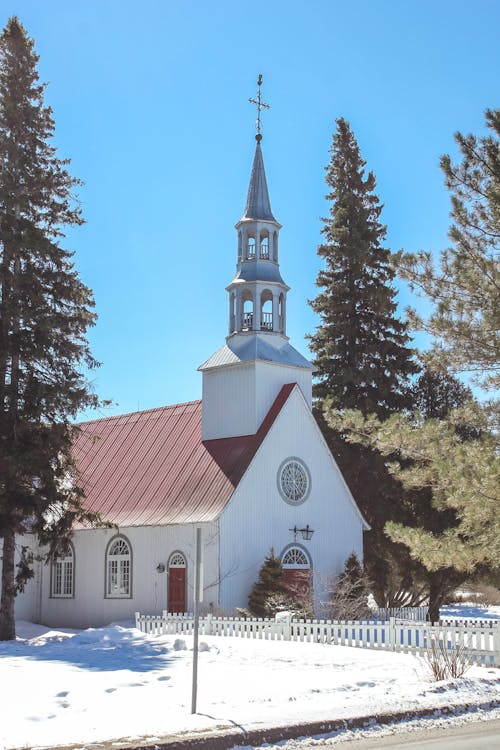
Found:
[3,1,499,416]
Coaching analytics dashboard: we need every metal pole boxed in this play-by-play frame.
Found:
[191,527,202,714]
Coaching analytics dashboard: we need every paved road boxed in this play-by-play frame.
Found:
[293,718,500,749]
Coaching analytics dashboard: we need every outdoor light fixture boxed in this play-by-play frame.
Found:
[289,525,315,541]
[156,563,166,573]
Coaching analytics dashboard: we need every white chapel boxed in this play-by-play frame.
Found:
[10,111,368,629]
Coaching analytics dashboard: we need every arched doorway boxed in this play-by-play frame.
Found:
[281,545,312,605]
[168,552,187,613]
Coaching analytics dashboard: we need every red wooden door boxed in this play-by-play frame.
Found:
[168,567,186,613]
[283,569,312,603]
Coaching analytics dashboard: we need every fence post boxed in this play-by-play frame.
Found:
[492,622,500,668]
[275,612,291,641]
[388,617,396,652]
[134,612,140,630]
[206,612,213,636]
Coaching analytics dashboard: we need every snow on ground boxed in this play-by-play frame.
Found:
[0,606,498,750]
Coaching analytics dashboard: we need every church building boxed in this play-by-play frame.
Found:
[12,116,368,629]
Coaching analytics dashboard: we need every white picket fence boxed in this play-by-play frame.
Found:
[135,611,500,667]
[371,606,429,621]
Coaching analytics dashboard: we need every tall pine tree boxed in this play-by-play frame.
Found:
[308,119,419,609]
[309,118,418,417]
[0,18,103,640]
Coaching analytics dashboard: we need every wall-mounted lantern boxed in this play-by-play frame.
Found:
[289,525,315,541]
[156,563,166,573]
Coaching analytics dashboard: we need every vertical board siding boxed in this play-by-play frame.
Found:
[36,521,220,629]
[219,388,364,614]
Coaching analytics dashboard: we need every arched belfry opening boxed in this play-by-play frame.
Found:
[259,230,269,259]
[260,290,273,331]
[246,235,256,259]
[278,293,285,333]
[242,290,254,331]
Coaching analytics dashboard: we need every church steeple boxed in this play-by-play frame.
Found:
[241,140,276,222]
[229,136,287,338]
[199,76,313,441]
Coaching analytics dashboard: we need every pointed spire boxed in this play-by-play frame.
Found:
[241,141,277,222]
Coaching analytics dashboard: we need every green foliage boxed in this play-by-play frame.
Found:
[247,548,288,618]
[327,405,500,576]
[308,117,418,417]
[0,18,105,640]
[395,109,500,390]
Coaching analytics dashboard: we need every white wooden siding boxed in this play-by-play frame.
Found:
[202,360,312,440]
[17,521,220,629]
[219,387,365,615]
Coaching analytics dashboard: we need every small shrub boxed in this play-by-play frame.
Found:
[328,553,372,620]
[264,592,314,620]
[424,639,472,681]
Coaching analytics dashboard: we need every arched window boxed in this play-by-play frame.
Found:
[282,546,311,568]
[51,543,74,598]
[105,536,132,598]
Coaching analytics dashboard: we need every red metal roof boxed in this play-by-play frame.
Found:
[73,383,296,527]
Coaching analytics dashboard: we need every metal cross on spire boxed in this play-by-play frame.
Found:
[249,73,270,143]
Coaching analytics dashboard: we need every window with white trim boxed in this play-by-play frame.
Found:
[282,547,310,568]
[278,457,311,505]
[106,537,131,598]
[51,544,74,598]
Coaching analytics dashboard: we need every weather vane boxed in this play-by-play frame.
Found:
[249,73,270,142]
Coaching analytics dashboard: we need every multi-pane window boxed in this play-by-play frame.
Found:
[106,537,131,597]
[282,547,310,568]
[278,458,311,505]
[51,545,74,597]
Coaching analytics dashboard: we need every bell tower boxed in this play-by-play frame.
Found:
[199,76,314,441]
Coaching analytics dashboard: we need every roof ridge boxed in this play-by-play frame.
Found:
[76,399,202,427]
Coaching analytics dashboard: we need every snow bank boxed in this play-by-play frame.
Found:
[0,610,498,750]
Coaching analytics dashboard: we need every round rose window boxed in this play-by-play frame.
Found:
[278,458,311,505]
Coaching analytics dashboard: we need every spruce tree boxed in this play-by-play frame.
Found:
[308,119,419,610]
[248,549,288,618]
[309,118,418,417]
[0,18,102,640]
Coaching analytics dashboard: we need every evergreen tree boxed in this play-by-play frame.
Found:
[0,18,103,640]
[309,117,418,417]
[323,367,481,620]
[328,403,499,621]
[410,366,473,420]
[248,549,288,618]
[395,109,500,391]
[329,552,371,620]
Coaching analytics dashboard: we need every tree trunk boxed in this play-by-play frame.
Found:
[0,528,17,640]
[426,571,449,624]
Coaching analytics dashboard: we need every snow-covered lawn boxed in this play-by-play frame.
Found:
[0,606,499,750]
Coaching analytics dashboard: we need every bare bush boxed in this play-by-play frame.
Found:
[424,639,473,681]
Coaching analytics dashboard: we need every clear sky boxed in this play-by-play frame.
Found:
[2,1,499,417]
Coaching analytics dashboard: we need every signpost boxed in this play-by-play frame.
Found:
[191,527,202,714]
